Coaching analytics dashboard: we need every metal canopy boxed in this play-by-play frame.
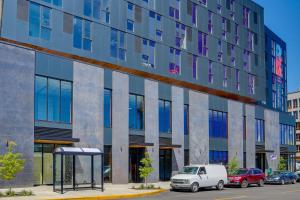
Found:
[54,147,103,156]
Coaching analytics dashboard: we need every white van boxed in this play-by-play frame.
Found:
[170,164,228,192]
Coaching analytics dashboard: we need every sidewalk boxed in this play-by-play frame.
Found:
[0,182,170,200]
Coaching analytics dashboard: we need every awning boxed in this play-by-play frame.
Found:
[129,135,154,148]
[54,147,103,156]
[34,126,80,144]
[159,137,182,149]
[256,145,274,153]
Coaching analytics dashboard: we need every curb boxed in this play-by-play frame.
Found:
[47,189,168,200]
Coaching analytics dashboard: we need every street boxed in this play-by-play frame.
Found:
[129,183,300,200]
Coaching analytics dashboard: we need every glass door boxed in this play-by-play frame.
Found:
[159,149,172,181]
[129,148,145,183]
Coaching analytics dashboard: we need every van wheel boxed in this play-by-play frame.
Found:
[241,180,248,188]
[190,183,199,193]
[216,181,224,190]
[258,179,264,187]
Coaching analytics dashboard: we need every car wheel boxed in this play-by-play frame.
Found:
[258,179,264,187]
[216,181,224,191]
[292,179,296,184]
[190,182,199,193]
[241,180,248,188]
[281,179,285,185]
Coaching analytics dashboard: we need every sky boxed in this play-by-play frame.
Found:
[252,0,300,93]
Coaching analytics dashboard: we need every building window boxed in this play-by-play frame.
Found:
[73,17,92,51]
[243,6,250,28]
[209,151,228,165]
[110,28,126,60]
[254,11,258,24]
[42,0,62,7]
[287,100,291,109]
[293,111,298,120]
[209,110,228,138]
[208,11,213,34]
[175,22,186,49]
[149,11,163,41]
[141,0,155,9]
[169,48,181,75]
[192,55,198,79]
[35,76,72,124]
[230,44,235,66]
[248,74,255,95]
[255,119,264,143]
[235,23,239,45]
[280,124,295,145]
[184,104,189,135]
[248,31,254,51]
[198,31,208,57]
[208,61,213,84]
[159,100,172,133]
[200,0,207,7]
[29,2,52,40]
[129,94,144,130]
[217,0,222,14]
[127,2,134,31]
[222,18,227,40]
[169,0,180,20]
[104,89,112,128]
[141,39,155,68]
[293,99,298,108]
[229,0,235,19]
[187,0,197,26]
[217,40,222,62]
[236,69,240,91]
[83,0,110,23]
[243,50,250,72]
[223,66,229,88]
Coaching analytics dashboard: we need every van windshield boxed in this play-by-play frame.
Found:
[179,167,199,175]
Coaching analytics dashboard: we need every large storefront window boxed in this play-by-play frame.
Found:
[255,119,265,143]
[129,94,144,130]
[209,151,228,165]
[280,124,295,145]
[35,75,72,124]
[159,100,172,133]
[209,110,227,138]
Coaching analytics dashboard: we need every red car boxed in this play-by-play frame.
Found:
[227,168,265,188]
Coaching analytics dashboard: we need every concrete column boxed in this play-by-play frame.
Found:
[73,62,104,184]
[171,86,184,175]
[144,79,159,182]
[0,43,35,187]
[245,104,256,168]
[265,109,280,171]
[189,90,209,164]
[112,71,129,184]
[228,100,244,167]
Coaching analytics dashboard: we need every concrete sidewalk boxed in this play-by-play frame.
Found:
[0,182,170,200]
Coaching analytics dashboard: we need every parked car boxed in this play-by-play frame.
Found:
[226,168,265,188]
[265,171,298,185]
[296,163,300,182]
[170,164,228,192]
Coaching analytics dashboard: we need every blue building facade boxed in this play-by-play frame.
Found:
[0,0,295,187]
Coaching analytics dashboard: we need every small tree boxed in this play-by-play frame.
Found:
[0,141,25,191]
[228,156,239,175]
[139,152,154,187]
[277,156,286,171]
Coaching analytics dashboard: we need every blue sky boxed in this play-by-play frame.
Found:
[252,0,300,92]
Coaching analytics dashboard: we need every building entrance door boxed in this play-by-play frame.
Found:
[129,148,145,183]
[159,149,172,181]
[256,153,266,172]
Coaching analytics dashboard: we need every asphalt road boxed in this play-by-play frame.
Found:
[129,183,300,200]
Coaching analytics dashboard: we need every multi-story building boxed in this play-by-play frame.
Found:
[0,0,295,187]
[288,92,300,163]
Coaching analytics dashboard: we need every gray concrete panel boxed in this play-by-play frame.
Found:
[189,90,209,164]
[0,43,35,187]
[112,71,129,184]
[73,62,104,184]
[265,109,280,171]
[171,86,184,175]
[145,79,159,182]
[245,104,256,168]
[228,100,244,167]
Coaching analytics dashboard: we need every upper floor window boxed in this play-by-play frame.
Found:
[217,0,222,14]
[84,0,110,23]
[217,40,222,62]
[280,124,295,145]
[149,11,162,41]
[248,74,255,95]
[287,100,291,109]
[200,0,207,7]
[184,104,189,135]
[227,0,235,19]
[209,110,228,138]
[127,3,142,32]
[141,39,155,68]
[293,99,298,108]
[230,44,235,66]
[255,119,265,143]
[159,100,172,133]
[35,76,72,124]
[223,66,229,88]
[29,2,52,41]
[293,111,298,119]
[235,23,239,45]
[129,94,144,130]
[198,31,208,57]
[175,22,186,49]
[42,0,62,7]
[243,6,250,28]
[236,69,240,91]
[169,48,181,75]
[192,54,198,79]
[208,11,213,34]
[187,0,197,26]
[253,11,258,24]
[104,89,112,128]
[208,61,213,84]
[243,50,250,72]
[169,0,180,20]
[110,28,126,60]
[141,0,155,9]
[73,17,92,51]
[248,31,254,51]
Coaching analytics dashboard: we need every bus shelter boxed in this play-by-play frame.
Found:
[53,147,104,194]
